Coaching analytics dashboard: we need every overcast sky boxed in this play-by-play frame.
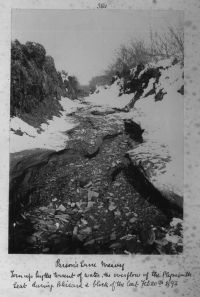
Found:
[12,9,183,85]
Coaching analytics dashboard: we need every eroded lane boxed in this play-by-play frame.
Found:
[9,104,182,254]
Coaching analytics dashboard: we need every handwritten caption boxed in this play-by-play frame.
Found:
[10,259,192,292]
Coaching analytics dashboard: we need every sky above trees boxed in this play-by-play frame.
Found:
[12,9,183,85]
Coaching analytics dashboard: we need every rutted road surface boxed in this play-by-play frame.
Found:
[9,103,183,254]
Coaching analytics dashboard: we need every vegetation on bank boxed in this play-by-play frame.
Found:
[60,70,85,99]
[106,25,184,79]
[88,24,184,90]
[88,74,113,93]
[11,40,81,126]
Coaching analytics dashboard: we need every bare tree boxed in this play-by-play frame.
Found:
[104,23,184,81]
[150,25,184,63]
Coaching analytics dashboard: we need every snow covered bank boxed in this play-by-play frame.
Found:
[10,97,82,153]
[85,80,133,108]
[85,58,183,209]
[125,61,183,205]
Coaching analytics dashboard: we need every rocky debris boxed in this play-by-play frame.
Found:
[108,202,117,211]
[177,85,184,95]
[126,143,183,215]
[120,65,163,109]
[90,108,116,116]
[88,190,99,201]
[139,225,156,246]
[9,102,182,255]
[155,88,167,101]
[86,201,95,209]
[123,119,144,141]
[56,204,66,212]
[121,234,138,253]
[78,177,90,188]
[129,217,137,224]
[84,239,95,246]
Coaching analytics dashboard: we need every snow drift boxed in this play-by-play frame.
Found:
[127,60,183,208]
[85,79,133,108]
[10,98,82,153]
[126,61,183,205]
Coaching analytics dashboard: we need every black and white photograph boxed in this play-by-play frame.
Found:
[9,9,184,255]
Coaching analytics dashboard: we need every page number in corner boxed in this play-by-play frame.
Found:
[97,3,107,8]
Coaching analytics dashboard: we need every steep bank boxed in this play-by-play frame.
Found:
[11,40,82,128]
[11,40,65,126]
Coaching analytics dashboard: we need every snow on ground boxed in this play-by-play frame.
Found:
[109,61,183,199]
[142,78,155,97]
[164,217,183,245]
[131,58,173,80]
[59,97,82,113]
[150,57,174,68]
[10,97,82,153]
[85,59,183,198]
[10,117,38,137]
[85,80,133,108]
[10,59,183,200]
[127,62,183,197]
